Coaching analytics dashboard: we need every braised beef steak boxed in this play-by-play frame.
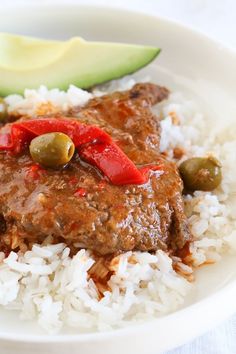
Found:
[0,83,191,255]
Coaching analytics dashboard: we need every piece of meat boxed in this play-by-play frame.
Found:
[71,83,169,164]
[0,83,191,256]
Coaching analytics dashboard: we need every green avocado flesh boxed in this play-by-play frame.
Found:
[0,33,161,96]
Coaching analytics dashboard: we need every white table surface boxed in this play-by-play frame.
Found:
[1,1,236,353]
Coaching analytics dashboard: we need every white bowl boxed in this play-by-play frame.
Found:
[0,4,236,354]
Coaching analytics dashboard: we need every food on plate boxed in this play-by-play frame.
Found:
[0,83,191,256]
[29,132,75,168]
[179,156,222,191]
[0,33,160,95]
[0,36,234,335]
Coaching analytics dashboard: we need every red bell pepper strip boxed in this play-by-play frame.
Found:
[80,141,146,185]
[0,119,147,185]
[8,119,112,153]
[139,164,165,178]
[0,133,12,150]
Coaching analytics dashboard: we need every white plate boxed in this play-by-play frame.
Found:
[0,4,236,354]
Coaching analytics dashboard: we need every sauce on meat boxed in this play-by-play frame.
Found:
[0,83,191,256]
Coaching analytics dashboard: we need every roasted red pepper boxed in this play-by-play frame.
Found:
[0,119,146,185]
[0,132,12,150]
[2,119,112,153]
[139,165,165,178]
[80,141,145,185]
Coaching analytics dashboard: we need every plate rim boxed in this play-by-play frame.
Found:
[0,3,236,345]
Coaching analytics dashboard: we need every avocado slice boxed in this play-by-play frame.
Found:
[0,33,160,96]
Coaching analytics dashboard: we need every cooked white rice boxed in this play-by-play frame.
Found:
[0,80,236,334]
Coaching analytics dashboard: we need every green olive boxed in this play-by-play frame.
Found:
[0,98,8,122]
[179,156,222,192]
[29,132,75,168]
